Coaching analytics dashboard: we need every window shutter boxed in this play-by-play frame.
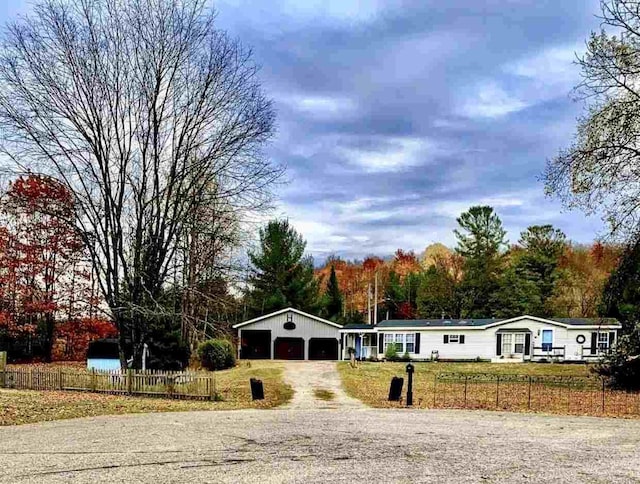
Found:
[590,332,597,355]
[496,334,502,356]
[444,335,449,344]
[609,332,615,348]
[524,333,531,356]
[459,335,465,344]
[371,333,378,346]
[378,334,384,353]
[415,333,421,354]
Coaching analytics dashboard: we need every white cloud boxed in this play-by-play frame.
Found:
[340,136,436,173]
[432,194,526,219]
[459,82,529,119]
[280,95,357,118]
[507,45,580,87]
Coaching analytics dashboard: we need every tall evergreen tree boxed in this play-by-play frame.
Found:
[247,220,318,315]
[417,265,461,319]
[455,206,507,318]
[517,225,567,315]
[323,265,343,321]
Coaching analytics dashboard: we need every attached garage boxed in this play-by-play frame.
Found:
[308,338,339,360]
[274,337,304,360]
[232,308,342,361]
[240,330,271,359]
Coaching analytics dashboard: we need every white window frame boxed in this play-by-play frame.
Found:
[383,333,417,354]
[598,332,610,350]
[405,333,415,353]
[448,334,460,344]
[514,333,525,354]
[384,333,394,353]
[501,332,527,355]
[501,333,513,355]
[394,334,404,353]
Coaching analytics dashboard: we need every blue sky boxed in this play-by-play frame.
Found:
[2,1,607,261]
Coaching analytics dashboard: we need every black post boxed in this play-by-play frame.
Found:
[388,376,404,401]
[406,363,414,407]
[250,378,264,400]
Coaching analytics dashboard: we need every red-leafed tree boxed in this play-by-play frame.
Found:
[0,174,104,361]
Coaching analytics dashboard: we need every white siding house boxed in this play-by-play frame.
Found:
[341,316,621,363]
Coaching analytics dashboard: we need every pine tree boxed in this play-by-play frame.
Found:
[324,265,343,321]
[455,206,507,318]
[247,220,319,315]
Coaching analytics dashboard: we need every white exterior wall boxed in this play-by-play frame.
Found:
[379,318,618,361]
[238,310,340,359]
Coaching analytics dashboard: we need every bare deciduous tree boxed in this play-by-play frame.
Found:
[0,0,282,366]
[545,0,640,239]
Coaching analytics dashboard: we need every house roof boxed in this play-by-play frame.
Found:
[376,315,621,330]
[377,319,501,329]
[341,323,376,330]
[550,318,620,326]
[232,307,343,329]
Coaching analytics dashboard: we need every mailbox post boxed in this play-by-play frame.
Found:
[405,363,415,407]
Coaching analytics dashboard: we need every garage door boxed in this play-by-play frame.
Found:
[241,330,271,359]
[308,338,339,360]
[274,337,304,360]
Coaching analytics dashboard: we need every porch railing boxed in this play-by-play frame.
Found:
[532,346,566,359]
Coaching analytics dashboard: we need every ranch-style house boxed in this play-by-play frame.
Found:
[233,308,621,363]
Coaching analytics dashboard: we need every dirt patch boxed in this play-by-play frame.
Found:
[312,389,335,401]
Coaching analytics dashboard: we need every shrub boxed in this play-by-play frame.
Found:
[596,326,640,391]
[384,343,398,361]
[197,339,236,371]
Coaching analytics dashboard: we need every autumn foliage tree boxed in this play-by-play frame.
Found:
[0,175,111,361]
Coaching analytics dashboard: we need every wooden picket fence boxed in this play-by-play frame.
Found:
[0,366,219,400]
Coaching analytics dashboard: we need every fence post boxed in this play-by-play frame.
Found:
[210,374,216,401]
[29,367,33,390]
[464,375,468,407]
[527,376,532,410]
[127,368,133,395]
[90,368,96,392]
[432,373,437,407]
[495,375,500,408]
[58,368,63,390]
[0,351,6,388]
[602,378,606,414]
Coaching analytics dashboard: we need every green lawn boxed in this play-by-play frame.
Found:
[338,361,596,409]
[1,361,293,426]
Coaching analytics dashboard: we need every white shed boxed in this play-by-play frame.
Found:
[232,308,342,360]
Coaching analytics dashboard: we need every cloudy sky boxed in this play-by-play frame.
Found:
[1,0,607,261]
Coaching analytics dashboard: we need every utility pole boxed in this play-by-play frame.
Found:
[367,283,371,324]
[374,271,378,325]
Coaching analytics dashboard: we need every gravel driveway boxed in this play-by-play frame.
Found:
[2,408,640,483]
[282,360,365,409]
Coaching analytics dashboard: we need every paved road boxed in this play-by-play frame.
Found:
[282,360,365,409]
[2,408,640,483]
[2,362,639,483]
